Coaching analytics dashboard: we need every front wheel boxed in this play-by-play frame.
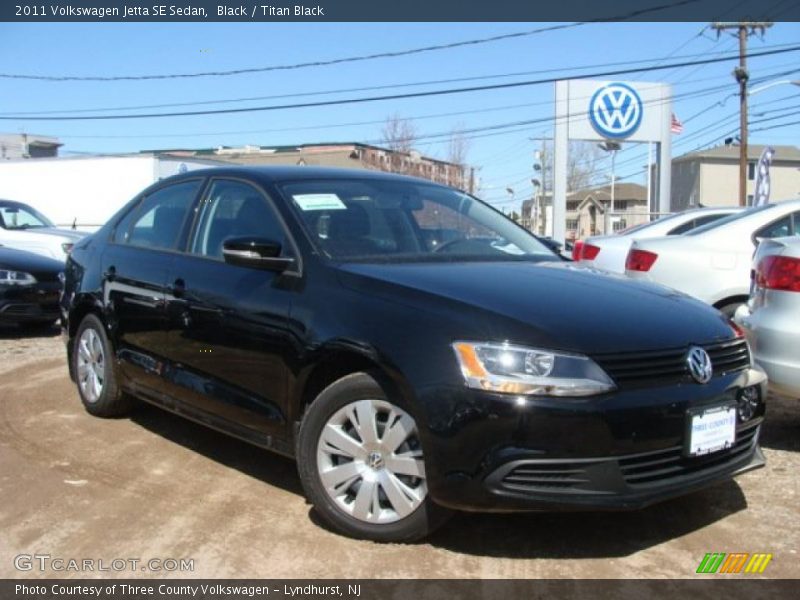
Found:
[73,314,133,417]
[296,372,451,542]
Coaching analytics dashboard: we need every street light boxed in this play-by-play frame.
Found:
[748,79,800,96]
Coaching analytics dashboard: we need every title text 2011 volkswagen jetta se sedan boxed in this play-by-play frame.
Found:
[62,167,767,542]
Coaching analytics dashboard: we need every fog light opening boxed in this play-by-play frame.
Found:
[737,386,760,422]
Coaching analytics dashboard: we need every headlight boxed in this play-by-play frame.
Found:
[452,341,616,397]
[61,242,75,254]
[0,270,37,286]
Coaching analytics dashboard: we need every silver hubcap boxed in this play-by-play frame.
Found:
[76,328,105,403]
[316,399,427,524]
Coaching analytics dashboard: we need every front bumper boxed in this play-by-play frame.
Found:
[418,367,767,512]
[0,282,60,323]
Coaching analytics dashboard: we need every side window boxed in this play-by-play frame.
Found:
[756,215,792,240]
[125,181,202,250]
[112,202,141,244]
[667,219,696,235]
[190,179,286,259]
[694,214,726,228]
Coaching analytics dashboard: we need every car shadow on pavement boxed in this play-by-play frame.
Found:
[0,322,60,339]
[759,393,800,453]
[426,482,748,558]
[129,402,304,497]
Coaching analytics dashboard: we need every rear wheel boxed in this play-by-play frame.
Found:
[73,314,133,417]
[296,372,451,542]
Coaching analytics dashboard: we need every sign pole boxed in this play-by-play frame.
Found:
[553,81,569,244]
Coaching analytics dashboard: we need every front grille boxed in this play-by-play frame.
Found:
[619,423,759,487]
[491,423,760,496]
[594,338,750,388]
[501,461,593,492]
[0,304,39,315]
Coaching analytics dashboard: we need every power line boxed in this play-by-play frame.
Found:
[14,42,792,117]
[0,1,702,83]
[5,44,798,122]
[47,62,780,140]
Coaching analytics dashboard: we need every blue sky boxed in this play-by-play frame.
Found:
[1,21,799,209]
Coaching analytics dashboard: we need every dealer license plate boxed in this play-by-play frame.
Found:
[688,405,736,456]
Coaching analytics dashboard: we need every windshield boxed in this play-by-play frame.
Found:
[684,204,776,236]
[281,179,556,262]
[0,202,54,230]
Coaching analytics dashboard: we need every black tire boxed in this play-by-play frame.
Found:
[296,372,451,542]
[73,314,134,417]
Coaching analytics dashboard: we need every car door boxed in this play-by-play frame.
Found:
[162,177,297,440]
[102,179,204,391]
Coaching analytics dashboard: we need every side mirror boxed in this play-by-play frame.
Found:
[222,237,295,272]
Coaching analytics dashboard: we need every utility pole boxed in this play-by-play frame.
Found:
[712,21,772,206]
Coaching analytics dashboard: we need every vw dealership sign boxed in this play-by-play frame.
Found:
[552,79,673,244]
[589,82,643,139]
[561,79,671,143]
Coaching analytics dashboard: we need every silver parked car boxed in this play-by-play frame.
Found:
[0,199,86,260]
[735,236,800,399]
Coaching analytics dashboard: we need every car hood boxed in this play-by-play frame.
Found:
[32,227,88,241]
[336,260,734,355]
[0,246,64,274]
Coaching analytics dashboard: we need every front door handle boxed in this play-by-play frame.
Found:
[168,278,186,299]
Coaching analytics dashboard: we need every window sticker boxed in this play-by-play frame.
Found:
[293,193,347,211]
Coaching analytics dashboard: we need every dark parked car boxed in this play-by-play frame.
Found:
[1,246,62,327]
[62,167,767,542]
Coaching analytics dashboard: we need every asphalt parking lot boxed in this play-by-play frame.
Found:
[0,326,798,579]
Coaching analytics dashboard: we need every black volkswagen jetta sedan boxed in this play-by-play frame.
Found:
[62,167,766,542]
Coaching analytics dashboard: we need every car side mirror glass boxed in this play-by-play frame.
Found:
[222,237,295,272]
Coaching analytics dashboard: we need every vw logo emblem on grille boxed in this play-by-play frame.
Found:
[686,346,713,384]
[589,82,643,139]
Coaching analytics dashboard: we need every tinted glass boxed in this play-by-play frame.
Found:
[686,204,777,236]
[191,179,286,258]
[667,219,696,235]
[124,181,202,250]
[757,216,791,239]
[281,179,555,262]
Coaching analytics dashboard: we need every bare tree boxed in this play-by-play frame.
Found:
[447,124,470,167]
[381,113,417,153]
[445,124,471,190]
[567,141,605,192]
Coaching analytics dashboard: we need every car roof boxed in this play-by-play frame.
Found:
[167,165,454,188]
[0,199,31,208]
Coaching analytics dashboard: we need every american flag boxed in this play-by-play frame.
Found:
[671,113,684,134]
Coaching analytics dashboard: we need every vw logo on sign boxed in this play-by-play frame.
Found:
[686,346,713,384]
[589,82,643,139]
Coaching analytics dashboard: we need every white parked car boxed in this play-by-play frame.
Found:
[735,237,800,399]
[624,199,800,316]
[579,207,741,273]
[0,199,86,260]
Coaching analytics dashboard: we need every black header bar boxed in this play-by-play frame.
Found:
[3,0,799,23]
